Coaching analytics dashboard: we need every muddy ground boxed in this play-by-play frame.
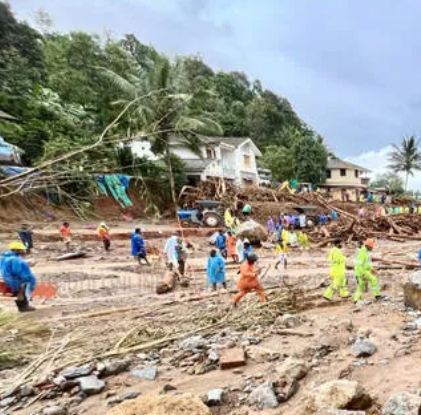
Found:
[1,223,421,415]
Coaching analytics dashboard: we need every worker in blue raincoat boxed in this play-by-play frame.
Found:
[207,249,226,290]
[1,242,37,312]
[131,228,149,265]
[215,230,227,258]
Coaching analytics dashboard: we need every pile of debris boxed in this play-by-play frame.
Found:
[309,214,421,245]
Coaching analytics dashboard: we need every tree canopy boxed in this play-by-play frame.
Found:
[388,136,421,191]
[0,1,329,202]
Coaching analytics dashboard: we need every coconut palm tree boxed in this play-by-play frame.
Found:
[388,135,421,191]
[102,53,222,211]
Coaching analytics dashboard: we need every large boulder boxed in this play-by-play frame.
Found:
[108,394,212,415]
[306,380,372,411]
[382,391,421,415]
[247,381,279,408]
[404,271,421,309]
[276,358,309,381]
[238,219,268,244]
[351,340,377,358]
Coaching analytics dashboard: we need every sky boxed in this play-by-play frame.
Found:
[9,0,421,188]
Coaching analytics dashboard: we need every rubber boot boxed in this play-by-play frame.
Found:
[15,299,36,313]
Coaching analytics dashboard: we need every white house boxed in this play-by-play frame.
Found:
[171,137,262,187]
[130,136,263,187]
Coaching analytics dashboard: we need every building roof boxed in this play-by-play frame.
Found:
[207,137,262,157]
[327,158,370,172]
[182,159,214,173]
[0,110,17,121]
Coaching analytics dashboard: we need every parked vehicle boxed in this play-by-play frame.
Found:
[177,200,223,228]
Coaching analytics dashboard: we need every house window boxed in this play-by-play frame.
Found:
[243,155,251,169]
[355,170,359,178]
[326,170,332,179]
[340,169,346,177]
[243,144,250,153]
[206,148,214,159]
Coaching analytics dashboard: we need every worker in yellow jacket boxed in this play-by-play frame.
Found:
[353,239,383,302]
[323,239,349,300]
[281,228,289,246]
[298,231,309,250]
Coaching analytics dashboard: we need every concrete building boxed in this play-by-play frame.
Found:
[320,158,370,201]
[170,137,262,187]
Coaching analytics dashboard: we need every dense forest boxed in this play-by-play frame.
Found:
[0,2,328,206]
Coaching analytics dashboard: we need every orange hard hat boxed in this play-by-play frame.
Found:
[364,239,375,249]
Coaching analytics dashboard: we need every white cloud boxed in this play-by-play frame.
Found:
[347,146,421,190]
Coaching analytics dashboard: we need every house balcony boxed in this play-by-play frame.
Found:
[222,167,236,179]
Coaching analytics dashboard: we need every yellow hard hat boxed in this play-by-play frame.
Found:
[8,242,27,251]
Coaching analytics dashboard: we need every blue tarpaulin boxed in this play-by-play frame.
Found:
[0,165,28,177]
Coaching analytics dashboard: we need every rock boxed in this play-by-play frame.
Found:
[98,359,131,377]
[20,384,34,397]
[351,340,377,358]
[311,410,366,415]
[76,375,105,396]
[382,391,421,415]
[162,384,177,393]
[60,366,92,379]
[42,406,68,415]
[307,380,372,411]
[219,348,246,370]
[246,345,280,363]
[280,314,301,328]
[0,396,16,407]
[238,219,268,244]
[130,367,157,381]
[107,394,212,415]
[179,335,208,351]
[276,358,309,381]
[208,350,219,363]
[206,389,224,406]
[404,271,421,309]
[121,391,140,401]
[247,381,279,408]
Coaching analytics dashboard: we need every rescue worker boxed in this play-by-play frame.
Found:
[281,227,289,246]
[323,239,349,301]
[298,231,309,250]
[353,239,383,302]
[207,249,226,291]
[242,203,252,218]
[267,217,275,234]
[242,241,253,261]
[164,232,179,271]
[175,238,187,276]
[233,252,267,306]
[274,239,288,271]
[289,231,298,248]
[236,235,245,263]
[224,208,234,229]
[1,242,37,312]
[97,222,111,251]
[226,231,238,262]
[18,224,33,253]
[131,228,149,265]
[215,230,227,258]
[59,222,72,252]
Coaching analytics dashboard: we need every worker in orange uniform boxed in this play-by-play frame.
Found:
[59,222,72,252]
[233,252,267,306]
[226,230,238,262]
[97,222,111,251]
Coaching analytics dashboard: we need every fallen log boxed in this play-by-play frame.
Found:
[372,256,419,269]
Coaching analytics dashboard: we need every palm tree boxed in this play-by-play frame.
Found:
[103,54,222,211]
[388,135,421,191]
